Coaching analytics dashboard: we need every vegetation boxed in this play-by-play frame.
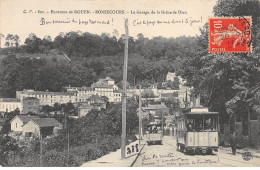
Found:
[0,99,138,166]
[177,0,260,133]
[0,0,259,166]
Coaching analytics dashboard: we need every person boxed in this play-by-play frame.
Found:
[135,144,139,152]
[132,145,135,153]
[230,131,237,155]
[153,127,158,133]
[149,127,152,133]
[127,147,131,154]
[187,122,193,131]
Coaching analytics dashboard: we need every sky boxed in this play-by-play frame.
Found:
[0,0,217,47]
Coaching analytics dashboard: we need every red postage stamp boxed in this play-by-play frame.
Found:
[209,17,252,53]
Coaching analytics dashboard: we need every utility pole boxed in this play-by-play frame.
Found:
[67,129,70,166]
[161,111,165,136]
[40,134,43,166]
[139,85,142,145]
[121,18,128,159]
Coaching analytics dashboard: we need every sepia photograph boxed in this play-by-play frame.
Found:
[0,0,259,167]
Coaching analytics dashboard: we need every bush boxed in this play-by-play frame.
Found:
[43,150,81,167]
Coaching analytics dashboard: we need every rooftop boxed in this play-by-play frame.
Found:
[88,94,100,101]
[79,104,94,109]
[23,97,39,101]
[31,118,62,128]
[91,81,113,88]
[161,93,178,98]
[18,90,73,96]
[12,115,40,124]
[0,98,20,102]
[65,86,93,91]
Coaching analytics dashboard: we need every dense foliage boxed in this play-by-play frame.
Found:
[0,99,138,166]
[0,31,199,98]
[177,0,260,132]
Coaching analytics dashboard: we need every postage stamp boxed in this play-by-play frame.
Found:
[209,17,252,53]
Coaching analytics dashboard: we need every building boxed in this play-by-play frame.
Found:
[22,97,40,114]
[166,72,176,82]
[160,93,178,100]
[16,89,74,106]
[178,85,192,108]
[91,77,118,102]
[64,86,94,102]
[87,95,106,109]
[22,118,63,138]
[78,103,94,118]
[141,103,169,116]
[10,115,40,132]
[0,98,22,113]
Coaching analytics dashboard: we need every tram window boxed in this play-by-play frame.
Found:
[204,115,217,131]
[187,115,203,131]
[187,119,194,131]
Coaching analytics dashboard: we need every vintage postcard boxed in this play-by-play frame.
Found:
[0,0,259,167]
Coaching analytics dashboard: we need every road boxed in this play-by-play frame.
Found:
[133,136,260,167]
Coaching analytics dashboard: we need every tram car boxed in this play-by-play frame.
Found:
[146,116,163,145]
[176,107,219,154]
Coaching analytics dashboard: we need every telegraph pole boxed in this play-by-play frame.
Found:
[121,18,128,159]
[67,129,70,166]
[139,85,142,145]
[40,134,43,166]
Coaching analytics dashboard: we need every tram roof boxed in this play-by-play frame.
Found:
[185,111,219,115]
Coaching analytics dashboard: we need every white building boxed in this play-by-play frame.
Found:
[16,90,74,106]
[10,115,40,132]
[65,86,94,102]
[0,98,22,113]
[91,77,121,102]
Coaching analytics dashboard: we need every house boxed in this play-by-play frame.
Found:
[10,115,40,132]
[87,95,106,109]
[22,118,63,138]
[22,97,40,114]
[78,103,94,118]
[0,98,22,113]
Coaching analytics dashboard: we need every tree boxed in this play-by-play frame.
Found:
[0,33,4,48]
[141,89,155,98]
[178,0,260,133]
[162,97,181,115]
[24,33,43,53]
[1,109,20,134]
[0,135,19,166]
[5,34,14,47]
